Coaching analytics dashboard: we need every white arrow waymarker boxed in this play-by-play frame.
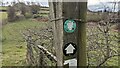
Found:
[65,44,75,54]
[64,58,77,68]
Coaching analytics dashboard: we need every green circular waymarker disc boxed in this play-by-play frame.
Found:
[64,19,76,33]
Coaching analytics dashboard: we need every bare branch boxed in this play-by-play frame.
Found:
[97,54,120,67]
[37,45,57,62]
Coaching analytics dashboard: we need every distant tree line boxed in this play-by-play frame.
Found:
[0,1,41,6]
[7,2,41,22]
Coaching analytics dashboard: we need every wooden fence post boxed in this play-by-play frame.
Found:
[49,1,64,66]
[77,2,87,66]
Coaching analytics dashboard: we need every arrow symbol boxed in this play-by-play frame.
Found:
[65,44,75,54]
[64,58,77,68]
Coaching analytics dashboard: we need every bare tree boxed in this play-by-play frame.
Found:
[87,1,119,67]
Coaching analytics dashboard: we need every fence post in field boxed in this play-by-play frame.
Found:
[49,0,87,67]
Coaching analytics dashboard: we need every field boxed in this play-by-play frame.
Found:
[0,7,7,10]
[0,6,8,20]
[0,12,7,20]
[2,19,48,66]
[1,6,119,66]
[0,6,49,66]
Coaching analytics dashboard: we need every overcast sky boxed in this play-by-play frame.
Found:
[88,0,119,5]
[1,0,120,6]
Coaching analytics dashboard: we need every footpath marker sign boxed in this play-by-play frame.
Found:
[63,42,77,56]
[64,19,76,33]
[64,58,77,68]
[63,19,78,67]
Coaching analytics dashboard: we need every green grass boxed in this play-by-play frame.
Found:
[2,19,46,41]
[2,19,47,66]
[2,41,27,66]
[106,57,118,66]
[0,6,7,10]
[0,12,7,20]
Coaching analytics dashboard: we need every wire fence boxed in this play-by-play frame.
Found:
[22,27,57,66]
